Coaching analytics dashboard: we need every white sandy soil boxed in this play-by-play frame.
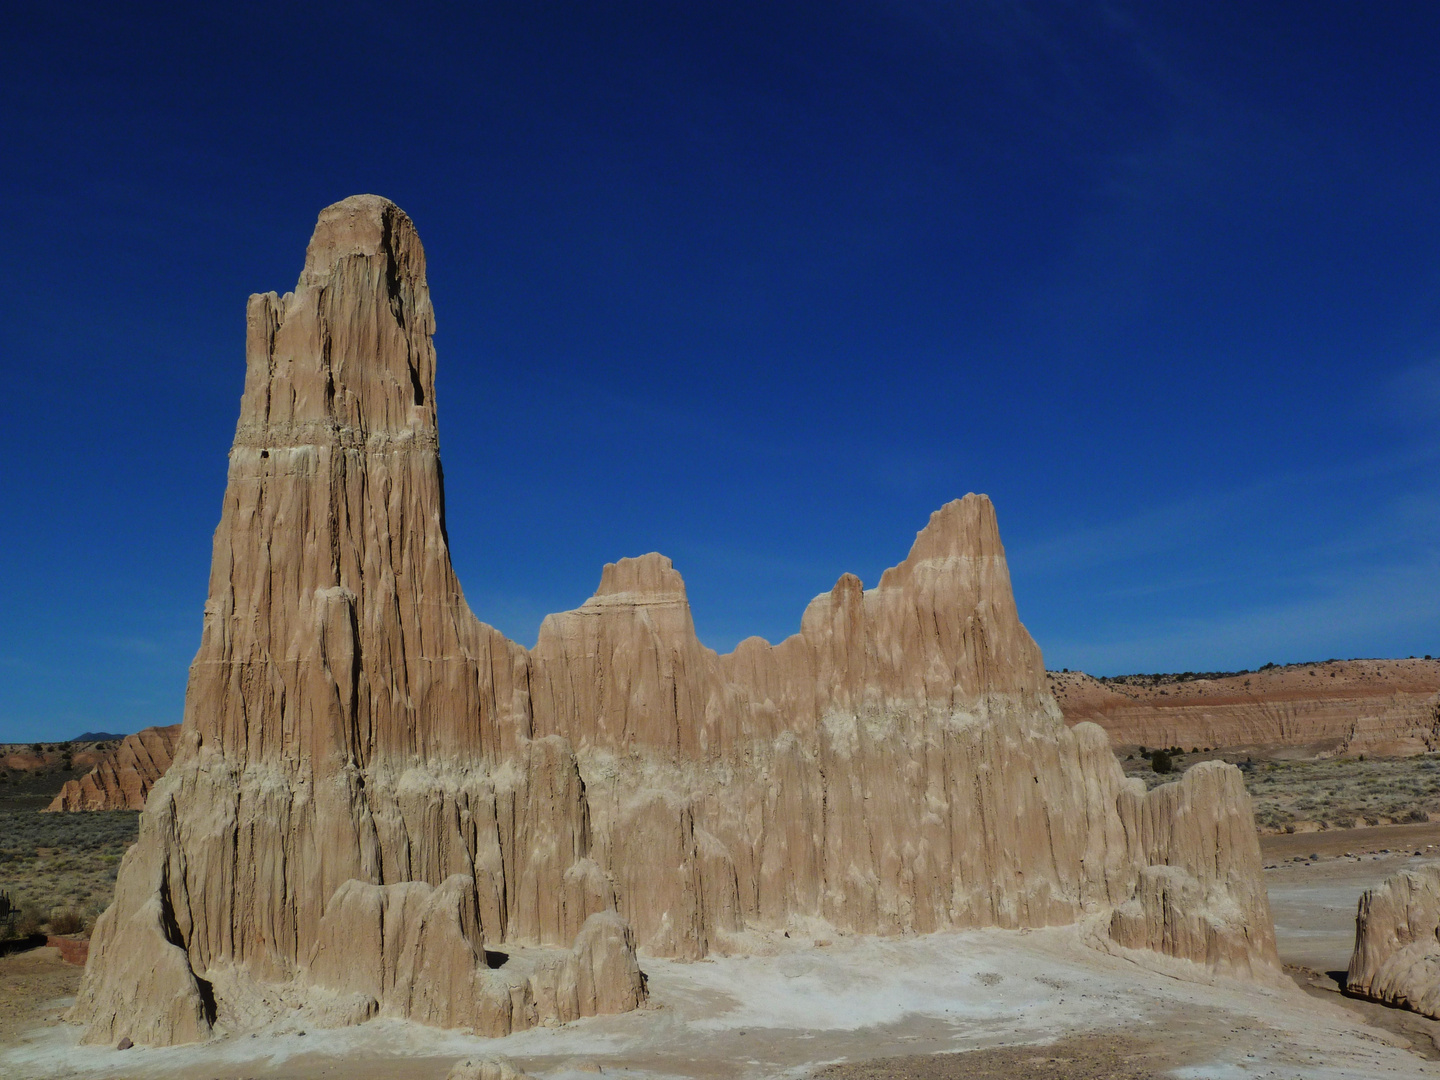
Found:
[3,918,1434,1080]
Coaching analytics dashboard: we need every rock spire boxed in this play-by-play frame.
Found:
[71,196,1278,1047]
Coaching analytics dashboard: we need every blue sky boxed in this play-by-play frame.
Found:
[1,2,1437,741]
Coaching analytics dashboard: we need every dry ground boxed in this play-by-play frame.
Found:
[2,923,1431,1080]
[1118,749,1440,834]
[7,755,1440,1076]
[813,1035,1165,1079]
[0,810,138,938]
[3,858,1439,1080]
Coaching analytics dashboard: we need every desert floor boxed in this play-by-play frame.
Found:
[2,827,1439,1080]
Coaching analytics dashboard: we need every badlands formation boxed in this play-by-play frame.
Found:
[70,195,1278,1049]
[45,724,180,811]
[1349,864,1440,1019]
[1052,660,1440,758]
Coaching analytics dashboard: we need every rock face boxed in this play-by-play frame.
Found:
[446,1058,535,1080]
[46,725,181,811]
[70,195,1278,1048]
[1347,864,1440,1017]
[1051,663,1440,758]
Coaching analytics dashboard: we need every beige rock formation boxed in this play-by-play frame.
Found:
[1347,863,1440,1017]
[446,1057,535,1080]
[46,725,181,811]
[70,195,1278,1048]
[1051,662,1440,758]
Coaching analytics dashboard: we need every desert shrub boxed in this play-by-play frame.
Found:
[48,908,83,934]
[10,903,43,938]
[1150,750,1174,774]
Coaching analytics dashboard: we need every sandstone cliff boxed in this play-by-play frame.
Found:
[71,195,1278,1049]
[1051,661,1440,758]
[46,725,180,811]
[1347,863,1440,1017]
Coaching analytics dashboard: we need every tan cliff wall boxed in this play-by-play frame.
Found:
[46,725,181,811]
[1051,662,1440,758]
[70,195,1278,1049]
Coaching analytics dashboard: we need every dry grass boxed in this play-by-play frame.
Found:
[1240,755,1440,833]
[0,810,137,939]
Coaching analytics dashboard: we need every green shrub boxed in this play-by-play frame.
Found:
[1150,750,1174,774]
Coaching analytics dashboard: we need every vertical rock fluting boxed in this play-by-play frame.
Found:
[69,196,642,1046]
[72,195,1276,1048]
[1347,864,1440,1017]
[530,503,1276,973]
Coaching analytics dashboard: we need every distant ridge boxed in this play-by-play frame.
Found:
[70,731,128,743]
[1049,657,1440,756]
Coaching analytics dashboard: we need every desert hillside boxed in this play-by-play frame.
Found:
[0,739,127,811]
[1051,657,1440,758]
[44,725,180,812]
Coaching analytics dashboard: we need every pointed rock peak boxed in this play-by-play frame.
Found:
[593,553,688,603]
[877,495,1004,589]
[298,194,427,292]
[830,572,864,603]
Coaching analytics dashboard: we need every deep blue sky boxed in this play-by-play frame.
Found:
[2,2,1437,741]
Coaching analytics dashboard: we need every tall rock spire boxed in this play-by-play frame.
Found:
[200,194,522,767]
[70,197,642,1045]
[71,197,1279,1048]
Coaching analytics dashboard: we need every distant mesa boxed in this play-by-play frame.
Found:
[70,731,131,744]
[69,195,1280,1048]
[1050,660,1440,758]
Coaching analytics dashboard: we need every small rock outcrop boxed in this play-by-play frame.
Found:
[446,1058,535,1080]
[1347,863,1440,1016]
[70,196,1278,1049]
[46,725,180,811]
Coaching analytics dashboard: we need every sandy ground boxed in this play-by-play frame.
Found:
[1260,830,1440,1060]
[6,828,1440,1079]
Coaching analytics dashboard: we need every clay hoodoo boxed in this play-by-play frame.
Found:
[1347,863,1440,1017]
[72,196,1278,1048]
[46,724,180,811]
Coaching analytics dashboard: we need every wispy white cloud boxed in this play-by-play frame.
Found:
[1009,480,1271,579]
[97,635,168,657]
[1045,549,1440,673]
[1016,437,1439,672]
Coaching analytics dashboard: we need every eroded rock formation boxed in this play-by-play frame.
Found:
[1051,663,1440,758]
[46,725,180,811]
[71,195,1278,1048]
[446,1058,536,1080]
[1347,863,1440,1017]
